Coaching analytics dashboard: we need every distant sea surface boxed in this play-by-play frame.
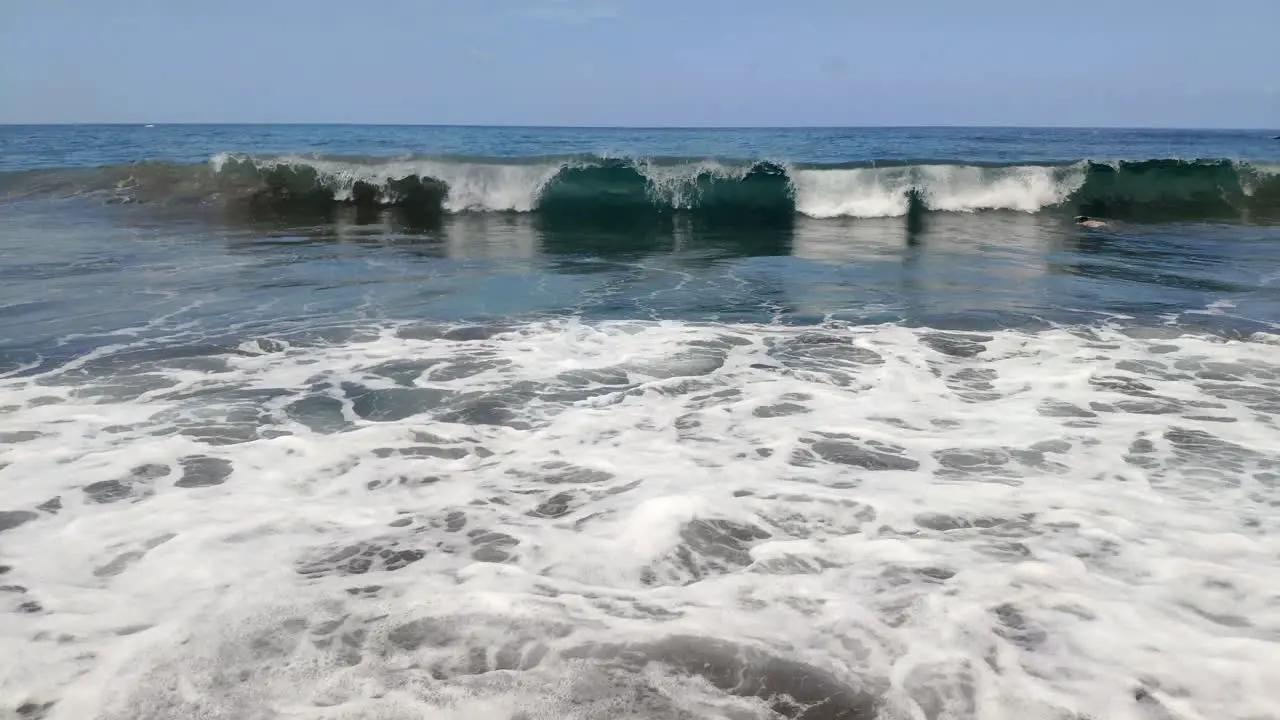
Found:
[2,125,1279,720]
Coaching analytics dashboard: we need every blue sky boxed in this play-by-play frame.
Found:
[2,0,1277,127]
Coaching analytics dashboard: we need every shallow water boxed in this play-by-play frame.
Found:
[2,125,1279,720]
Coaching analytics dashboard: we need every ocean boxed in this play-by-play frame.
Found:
[2,124,1279,720]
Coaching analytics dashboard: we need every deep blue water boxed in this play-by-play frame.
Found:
[3,124,1279,171]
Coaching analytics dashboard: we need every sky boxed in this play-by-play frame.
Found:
[2,0,1277,127]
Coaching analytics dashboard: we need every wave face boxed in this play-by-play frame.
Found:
[3,153,1279,222]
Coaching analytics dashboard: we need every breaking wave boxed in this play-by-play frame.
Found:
[3,153,1279,222]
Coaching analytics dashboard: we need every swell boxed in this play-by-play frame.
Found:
[2,153,1279,223]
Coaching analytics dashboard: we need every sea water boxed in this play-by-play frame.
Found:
[2,125,1280,720]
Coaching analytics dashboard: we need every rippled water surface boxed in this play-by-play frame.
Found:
[2,125,1280,720]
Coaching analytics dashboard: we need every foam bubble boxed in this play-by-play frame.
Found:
[2,319,1280,719]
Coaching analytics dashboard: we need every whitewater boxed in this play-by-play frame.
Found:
[200,153,1279,219]
[5,319,1280,720]
[4,124,1280,720]
[4,151,1278,221]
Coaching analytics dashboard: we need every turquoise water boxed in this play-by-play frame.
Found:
[2,125,1280,720]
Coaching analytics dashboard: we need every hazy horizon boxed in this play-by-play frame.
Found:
[0,122,1276,131]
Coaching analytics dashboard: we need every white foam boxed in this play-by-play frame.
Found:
[790,166,915,218]
[791,163,1087,218]
[632,158,755,208]
[211,153,566,212]
[411,160,564,213]
[208,154,1102,219]
[1241,161,1280,197]
[3,319,1280,719]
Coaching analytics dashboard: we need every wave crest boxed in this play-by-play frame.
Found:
[790,164,1087,218]
[5,153,1280,223]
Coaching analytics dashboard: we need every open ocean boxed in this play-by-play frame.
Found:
[2,124,1280,720]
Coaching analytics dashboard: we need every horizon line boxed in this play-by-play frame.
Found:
[1,122,1276,132]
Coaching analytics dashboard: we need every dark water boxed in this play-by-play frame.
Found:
[2,125,1280,720]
